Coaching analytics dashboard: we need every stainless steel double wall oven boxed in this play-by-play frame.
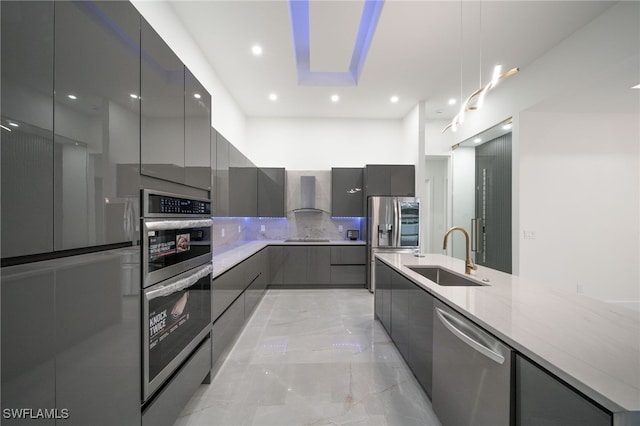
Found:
[141,190,212,402]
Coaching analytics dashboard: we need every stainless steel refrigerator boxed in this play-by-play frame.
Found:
[367,196,420,292]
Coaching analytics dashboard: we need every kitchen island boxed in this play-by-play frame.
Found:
[375,252,640,424]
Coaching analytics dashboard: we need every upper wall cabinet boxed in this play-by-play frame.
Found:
[331,168,364,217]
[140,18,211,190]
[258,168,286,217]
[185,68,211,190]
[140,17,185,185]
[215,132,230,217]
[365,164,415,197]
[1,1,55,258]
[53,1,141,252]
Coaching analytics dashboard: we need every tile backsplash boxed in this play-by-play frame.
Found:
[212,214,364,250]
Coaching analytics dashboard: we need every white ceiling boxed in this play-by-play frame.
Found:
[168,0,616,121]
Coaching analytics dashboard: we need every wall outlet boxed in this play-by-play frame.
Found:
[576,283,584,294]
[523,230,537,240]
[260,225,266,233]
[338,225,343,233]
[238,225,241,233]
[221,228,225,237]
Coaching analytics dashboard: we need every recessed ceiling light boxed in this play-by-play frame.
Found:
[251,45,263,56]
[474,138,482,144]
[448,98,457,105]
[632,84,640,89]
[331,94,340,103]
[194,93,201,99]
[129,93,139,99]
[67,94,77,100]
[390,96,399,104]
[268,93,278,101]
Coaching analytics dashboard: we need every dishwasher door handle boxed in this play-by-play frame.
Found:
[436,307,505,364]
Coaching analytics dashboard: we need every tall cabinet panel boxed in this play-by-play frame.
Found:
[1,266,56,426]
[1,1,54,258]
[55,251,140,426]
[140,17,184,185]
[185,68,211,190]
[54,1,140,251]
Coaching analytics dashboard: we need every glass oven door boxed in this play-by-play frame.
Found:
[142,218,212,288]
[143,263,212,401]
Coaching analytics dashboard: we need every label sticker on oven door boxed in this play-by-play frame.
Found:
[176,233,190,253]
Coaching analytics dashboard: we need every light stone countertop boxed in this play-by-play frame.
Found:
[212,239,366,278]
[375,252,640,418]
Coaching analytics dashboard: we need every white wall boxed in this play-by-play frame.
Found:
[430,2,640,304]
[519,111,639,303]
[131,1,247,152]
[245,117,408,169]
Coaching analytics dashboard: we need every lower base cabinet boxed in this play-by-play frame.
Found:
[374,259,392,334]
[212,294,245,374]
[516,354,612,426]
[143,337,211,426]
[408,284,434,398]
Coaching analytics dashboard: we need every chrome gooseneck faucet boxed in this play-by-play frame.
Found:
[443,226,477,275]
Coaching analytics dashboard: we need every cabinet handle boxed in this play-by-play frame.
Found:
[436,307,505,364]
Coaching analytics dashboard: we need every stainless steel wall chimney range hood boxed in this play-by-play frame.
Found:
[286,171,330,213]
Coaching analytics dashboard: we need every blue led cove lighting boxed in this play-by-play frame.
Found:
[289,0,384,86]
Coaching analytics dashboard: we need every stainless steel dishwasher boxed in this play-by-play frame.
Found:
[432,300,513,426]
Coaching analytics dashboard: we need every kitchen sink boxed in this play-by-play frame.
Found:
[406,266,485,286]
[284,238,331,242]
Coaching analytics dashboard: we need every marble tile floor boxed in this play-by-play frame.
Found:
[174,289,441,426]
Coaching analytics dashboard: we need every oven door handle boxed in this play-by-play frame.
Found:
[145,219,213,231]
[146,264,212,300]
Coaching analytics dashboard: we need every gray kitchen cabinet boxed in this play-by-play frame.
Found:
[229,166,258,217]
[1,1,55,259]
[309,246,331,284]
[269,246,284,285]
[245,250,268,317]
[140,16,184,185]
[283,246,308,284]
[408,285,434,398]
[374,259,392,334]
[212,261,245,322]
[365,165,415,196]
[185,67,211,190]
[516,354,612,426]
[258,168,286,217]
[55,251,140,426]
[330,246,366,286]
[211,128,217,205]
[282,246,331,285]
[331,168,364,217]
[215,132,230,217]
[1,266,56,425]
[2,249,141,426]
[212,293,245,374]
[391,268,411,361]
[54,0,141,252]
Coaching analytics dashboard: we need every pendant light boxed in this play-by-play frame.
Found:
[443,2,519,133]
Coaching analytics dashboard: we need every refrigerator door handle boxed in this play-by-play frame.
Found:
[435,307,505,365]
[393,198,400,247]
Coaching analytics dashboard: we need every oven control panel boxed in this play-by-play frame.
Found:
[146,192,211,216]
